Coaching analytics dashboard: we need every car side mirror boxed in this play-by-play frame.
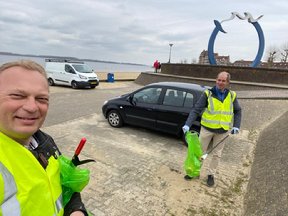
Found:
[128,95,136,106]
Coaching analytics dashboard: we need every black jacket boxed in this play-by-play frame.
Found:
[30,130,88,216]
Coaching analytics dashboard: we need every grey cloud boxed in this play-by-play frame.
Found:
[1,0,288,64]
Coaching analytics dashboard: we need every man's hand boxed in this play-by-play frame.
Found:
[70,211,85,216]
[182,125,190,134]
[231,127,240,134]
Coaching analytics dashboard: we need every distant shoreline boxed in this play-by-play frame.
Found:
[0,52,148,67]
[0,53,152,73]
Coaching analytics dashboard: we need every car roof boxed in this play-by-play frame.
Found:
[146,81,210,92]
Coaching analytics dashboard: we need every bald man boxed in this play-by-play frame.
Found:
[182,71,242,187]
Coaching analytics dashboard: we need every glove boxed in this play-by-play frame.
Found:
[182,125,190,134]
[231,127,239,134]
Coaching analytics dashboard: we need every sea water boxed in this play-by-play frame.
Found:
[0,54,152,73]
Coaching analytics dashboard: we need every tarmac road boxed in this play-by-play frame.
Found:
[43,82,288,216]
[44,82,142,127]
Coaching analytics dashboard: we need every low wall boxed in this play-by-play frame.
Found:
[135,72,288,90]
[161,63,288,85]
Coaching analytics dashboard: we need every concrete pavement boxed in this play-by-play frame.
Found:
[45,82,288,215]
[244,110,288,215]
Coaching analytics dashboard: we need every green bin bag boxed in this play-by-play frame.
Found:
[184,131,203,177]
[59,155,90,206]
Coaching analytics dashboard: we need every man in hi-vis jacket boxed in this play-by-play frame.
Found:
[0,60,88,216]
[182,71,242,187]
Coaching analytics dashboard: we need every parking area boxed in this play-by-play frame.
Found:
[43,83,288,216]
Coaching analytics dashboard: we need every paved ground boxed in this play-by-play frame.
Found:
[44,82,288,216]
[237,89,288,99]
[244,111,288,216]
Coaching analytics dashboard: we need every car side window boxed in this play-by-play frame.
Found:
[175,90,185,106]
[133,87,161,104]
[184,92,194,108]
[65,65,75,74]
[163,89,176,106]
[163,89,186,107]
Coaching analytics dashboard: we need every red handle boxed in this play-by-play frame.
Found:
[74,138,86,156]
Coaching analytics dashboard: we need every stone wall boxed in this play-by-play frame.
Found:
[135,72,287,90]
[161,63,288,85]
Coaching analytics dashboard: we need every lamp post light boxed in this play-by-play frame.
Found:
[168,43,173,63]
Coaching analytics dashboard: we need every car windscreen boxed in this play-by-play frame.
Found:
[72,64,93,73]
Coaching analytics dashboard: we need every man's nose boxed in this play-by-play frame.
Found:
[22,98,38,112]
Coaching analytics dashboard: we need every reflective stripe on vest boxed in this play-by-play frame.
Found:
[201,90,236,130]
[0,162,21,216]
[55,194,63,213]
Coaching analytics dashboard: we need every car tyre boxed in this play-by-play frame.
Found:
[48,78,55,86]
[108,110,123,128]
[71,81,78,89]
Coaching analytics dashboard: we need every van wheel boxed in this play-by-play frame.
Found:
[48,78,55,86]
[107,110,123,128]
[71,81,78,89]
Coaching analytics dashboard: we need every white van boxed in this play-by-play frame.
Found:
[45,59,99,89]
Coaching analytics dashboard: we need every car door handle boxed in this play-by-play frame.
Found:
[146,108,153,111]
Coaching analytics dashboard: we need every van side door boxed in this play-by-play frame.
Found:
[63,64,76,85]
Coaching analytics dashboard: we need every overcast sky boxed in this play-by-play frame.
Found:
[1,0,287,65]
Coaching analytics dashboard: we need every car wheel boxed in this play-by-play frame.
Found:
[107,110,123,127]
[71,81,78,89]
[48,78,55,86]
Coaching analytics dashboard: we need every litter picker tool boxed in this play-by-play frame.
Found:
[60,137,95,206]
[200,134,230,161]
[71,137,95,166]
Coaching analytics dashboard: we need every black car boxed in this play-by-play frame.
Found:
[102,82,209,137]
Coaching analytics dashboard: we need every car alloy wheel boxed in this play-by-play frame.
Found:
[108,110,123,127]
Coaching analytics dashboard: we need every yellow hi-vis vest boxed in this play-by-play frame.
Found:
[0,132,64,216]
[201,89,236,130]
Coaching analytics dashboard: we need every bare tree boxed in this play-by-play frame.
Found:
[191,58,197,64]
[266,46,278,65]
[267,51,277,63]
[280,43,288,62]
[180,59,188,64]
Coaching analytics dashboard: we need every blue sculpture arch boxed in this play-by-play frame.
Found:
[208,12,265,68]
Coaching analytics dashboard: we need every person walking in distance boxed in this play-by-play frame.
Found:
[0,60,88,215]
[182,71,242,187]
[153,60,160,73]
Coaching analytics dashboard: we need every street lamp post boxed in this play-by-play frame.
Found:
[168,43,173,63]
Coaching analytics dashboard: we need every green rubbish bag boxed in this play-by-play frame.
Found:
[184,131,203,177]
[58,155,90,206]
